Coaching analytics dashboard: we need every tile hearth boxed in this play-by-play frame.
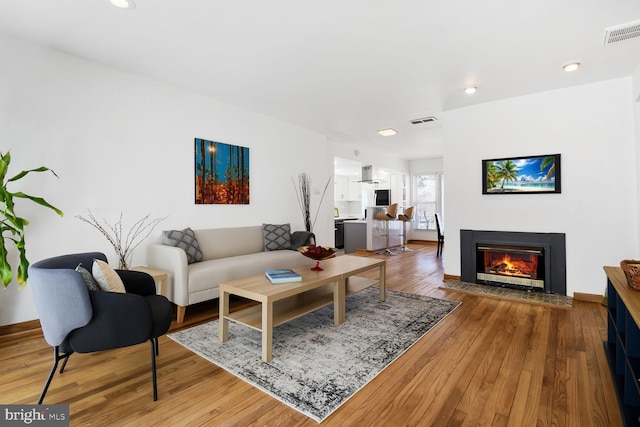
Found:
[440,279,573,308]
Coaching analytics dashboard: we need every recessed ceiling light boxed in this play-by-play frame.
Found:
[378,128,397,137]
[562,62,581,72]
[110,0,136,9]
[464,86,477,94]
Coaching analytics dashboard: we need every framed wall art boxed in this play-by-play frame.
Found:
[482,153,560,194]
[195,138,250,204]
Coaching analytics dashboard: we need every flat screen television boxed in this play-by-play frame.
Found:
[375,189,390,205]
[482,153,561,194]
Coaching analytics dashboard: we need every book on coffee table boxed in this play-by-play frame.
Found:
[265,269,301,284]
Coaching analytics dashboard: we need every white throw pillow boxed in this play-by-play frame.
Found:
[92,259,126,293]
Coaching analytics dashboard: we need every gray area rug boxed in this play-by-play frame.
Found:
[168,287,461,422]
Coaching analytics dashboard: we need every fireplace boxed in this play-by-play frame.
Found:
[460,230,566,295]
[477,244,544,289]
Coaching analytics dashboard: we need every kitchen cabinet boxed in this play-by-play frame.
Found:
[342,208,402,254]
[334,176,349,201]
[390,173,407,206]
[334,175,362,201]
[344,221,366,254]
[348,179,362,201]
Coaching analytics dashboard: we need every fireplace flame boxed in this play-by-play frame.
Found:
[486,253,537,278]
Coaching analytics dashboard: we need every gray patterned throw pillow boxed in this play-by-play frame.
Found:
[162,228,203,264]
[75,263,100,291]
[262,223,292,251]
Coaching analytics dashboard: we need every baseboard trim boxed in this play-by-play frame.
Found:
[0,319,41,337]
[443,274,461,281]
[573,292,605,303]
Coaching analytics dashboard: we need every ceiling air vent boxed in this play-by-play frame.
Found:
[410,116,437,125]
[603,20,640,45]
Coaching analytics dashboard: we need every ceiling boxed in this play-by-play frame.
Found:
[1,1,640,160]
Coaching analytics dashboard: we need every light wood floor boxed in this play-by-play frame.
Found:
[0,242,622,426]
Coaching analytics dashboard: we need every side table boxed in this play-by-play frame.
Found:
[131,266,168,296]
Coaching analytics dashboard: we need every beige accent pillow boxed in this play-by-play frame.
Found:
[92,259,126,293]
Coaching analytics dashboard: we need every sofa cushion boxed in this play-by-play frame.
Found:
[163,228,203,264]
[187,250,310,295]
[262,223,292,251]
[195,227,264,260]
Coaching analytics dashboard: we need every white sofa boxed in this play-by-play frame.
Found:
[147,226,313,322]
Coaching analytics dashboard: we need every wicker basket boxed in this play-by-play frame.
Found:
[621,260,640,291]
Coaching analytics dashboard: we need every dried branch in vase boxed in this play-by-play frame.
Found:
[292,173,331,233]
[293,173,312,232]
[76,210,167,269]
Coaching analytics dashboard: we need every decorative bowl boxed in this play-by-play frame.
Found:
[298,245,336,270]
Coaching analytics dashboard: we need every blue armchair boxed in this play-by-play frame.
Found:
[28,252,172,403]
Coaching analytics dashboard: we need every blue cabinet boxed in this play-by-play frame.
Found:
[605,266,640,426]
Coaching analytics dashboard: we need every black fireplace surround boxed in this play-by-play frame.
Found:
[460,229,566,296]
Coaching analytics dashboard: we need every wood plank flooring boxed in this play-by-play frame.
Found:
[0,242,622,426]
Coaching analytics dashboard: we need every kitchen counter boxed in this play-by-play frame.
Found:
[344,221,366,254]
[343,207,401,253]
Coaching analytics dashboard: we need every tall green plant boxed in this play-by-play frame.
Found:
[0,151,63,288]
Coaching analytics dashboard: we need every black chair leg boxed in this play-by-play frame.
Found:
[150,339,158,401]
[38,346,73,404]
[155,337,159,356]
[59,352,72,374]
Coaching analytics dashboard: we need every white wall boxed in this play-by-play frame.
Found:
[634,61,640,252]
[330,140,410,176]
[633,61,640,102]
[410,158,443,176]
[0,35,332,326]
[636,101,640,254]
[442,78,638,296]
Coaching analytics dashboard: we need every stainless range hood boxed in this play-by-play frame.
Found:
[358,165,380,183]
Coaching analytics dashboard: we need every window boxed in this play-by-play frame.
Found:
[414,173,444,230]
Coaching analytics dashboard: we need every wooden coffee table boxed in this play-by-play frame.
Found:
[219,255,386,362]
